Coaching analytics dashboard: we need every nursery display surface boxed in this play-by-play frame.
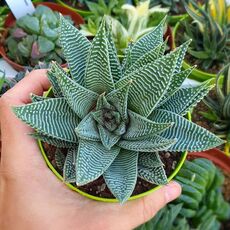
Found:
[0,0,230,229]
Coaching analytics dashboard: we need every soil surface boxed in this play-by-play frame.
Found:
[43,142,181,198]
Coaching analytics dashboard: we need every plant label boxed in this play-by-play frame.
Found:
[5,0,35,19]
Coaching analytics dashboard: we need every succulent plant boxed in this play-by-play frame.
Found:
[13,16,223,203]
[200,64,230,156]
[5,5,73,67]
[182,0,230,71]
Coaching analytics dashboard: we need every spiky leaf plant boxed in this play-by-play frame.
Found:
[13,16,223,203]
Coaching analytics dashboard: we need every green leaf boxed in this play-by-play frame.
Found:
[85,19,115,94]
[130,17,166,63]
[30,132,75,148]
[55,148,65,171]
[98,124,121,150]
[116,48,179,117]
[117,135,176,152]
[75,140,120,185]
[13,98,79,142]
[75,113,100,141]
[38,36,55,53]
[138,152,164,168]
[138,165,168,185]
[150,109,224,152]
[63,148,76,183]
[122,110,172,140]
[52,62,98,119]
[59,16,91,85]
[223,94,230,118]
[104,149,138,203]
[159,80,214,115]
[30,93,47,103]
[18,15,40,34]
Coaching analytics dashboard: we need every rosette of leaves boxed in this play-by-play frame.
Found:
[183,0,230,71]
[200,64,230,156]
[13,16,223,203]
[5,5,73,67]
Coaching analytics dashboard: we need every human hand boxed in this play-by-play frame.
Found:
[0,70,181,230]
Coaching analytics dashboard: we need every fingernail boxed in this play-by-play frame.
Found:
[164,181,181,202]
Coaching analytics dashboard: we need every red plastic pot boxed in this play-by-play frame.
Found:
[188,148,230,173]
[0,2,84,71]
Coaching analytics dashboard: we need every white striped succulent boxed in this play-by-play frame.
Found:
[14,16,224,203]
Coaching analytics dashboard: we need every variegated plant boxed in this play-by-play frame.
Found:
[14,16,223,203]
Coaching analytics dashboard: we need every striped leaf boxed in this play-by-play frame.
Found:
[130,17,166,63]
[125,43,164,75]
[117,135,176,152]
[13,98,79,142]
[104,149,138,203]
[55,148,65,171]
[113,121,126,136]
[96,93,113,110]
[47,67,63,97]
[75,140,120,186]
[98,124,121,150]
[85,19,115,94]
[59,16,91,85]
[30,93,47,102]
[106,23,121,82]
[106,81,132,120]
[150,109,224,152]
[63,148,76,183]
[121,43,133,76]
[138,152,164,168]
[75,113,100,141]
[159,80,214,115]
[116,49,179,117]
[52,62,98,119]
[157,67,194,107]
[122,110,172,140]
[30,132,75,148]
[138,165,168,185]
[223,94,230,118]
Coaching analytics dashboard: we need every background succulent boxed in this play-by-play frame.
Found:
[200,64,230,156]
[182,0,230,71]
[5,5,73,67]
[137,158,230,229]
[14,16,223,203]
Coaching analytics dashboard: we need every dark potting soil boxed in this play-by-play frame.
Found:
[43,142,181,199]
[175,26,223,74]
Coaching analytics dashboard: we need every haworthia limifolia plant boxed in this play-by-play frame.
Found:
[13,16,224,203]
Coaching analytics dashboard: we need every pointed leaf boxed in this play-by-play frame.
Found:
[117,135,176,152]
[47,67,63,97]
[150,109,224,152]
[98,124,120,150]
[104,149,138,203]
[85,20,114,94]
[75,113,100,141]
[30,93,47,102]
[13,98,79,142]
[121,43,133,75]
[130,17,166,63]
[116,49,179,117]
[59,16,91,85]
[138,152,164,168]
[106,81,132,120]
[76,140,120,185]
[159,80,214,115]
[114,121,126,136]
[55,148,65,171]
[30,132,75,148]
[122,110,172,140]
[138,165,168,185]
[96,93,113,110]
[52,62,98,119]
[63,148,76,183]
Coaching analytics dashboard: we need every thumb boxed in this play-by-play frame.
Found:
[118,181,181,229]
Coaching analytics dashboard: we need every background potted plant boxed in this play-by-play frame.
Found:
[173,0,230,82]
[0,2,84,71]
[13,16,223,203]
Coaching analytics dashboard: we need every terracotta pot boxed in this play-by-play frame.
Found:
[0,2,84,71]
[188,148,230,172]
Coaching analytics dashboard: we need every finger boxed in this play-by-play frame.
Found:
[0,70,50,171]
[106,181,181,230]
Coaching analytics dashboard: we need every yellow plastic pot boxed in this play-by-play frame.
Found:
[38,88,190,202]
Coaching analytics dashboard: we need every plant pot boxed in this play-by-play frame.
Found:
[55,0,92,17]
[37,89,190,203]
[172,19,218,82]
[0,2,84,71]
[188,148,230,173]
